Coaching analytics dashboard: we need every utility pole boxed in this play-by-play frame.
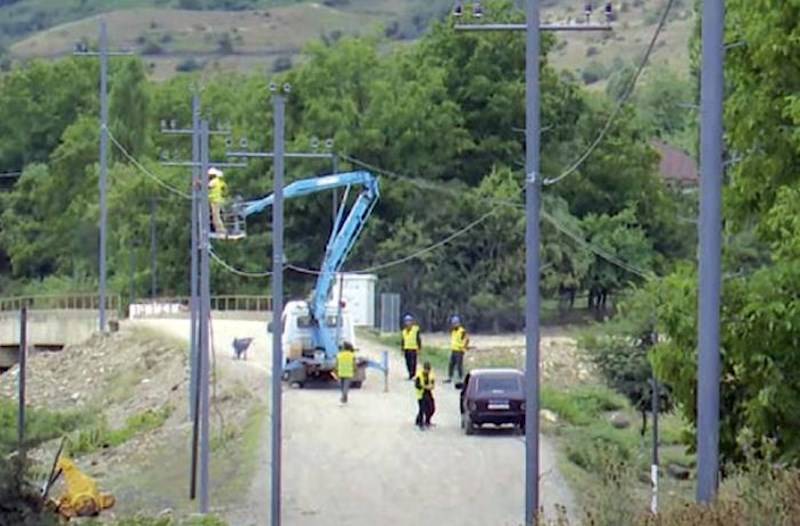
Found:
[190,93,200,422]
[73,20,132,333]
[452,2,611,522]
[651,371,660,514]
[159,101,243,511]
[271,91,286,526]
[697,0,724,504]
[18,306,27,450]
[198,120,211,513]
[150,197,157,298]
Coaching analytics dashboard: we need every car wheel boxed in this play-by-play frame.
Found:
[464,413,476,435]
[517,420,526,435]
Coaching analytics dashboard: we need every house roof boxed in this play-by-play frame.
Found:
[652,140,698,187]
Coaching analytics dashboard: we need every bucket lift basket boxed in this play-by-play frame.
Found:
[210,196,246,240]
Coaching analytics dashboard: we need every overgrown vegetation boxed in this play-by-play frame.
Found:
[0,399,96,456]
[66,406,173,456]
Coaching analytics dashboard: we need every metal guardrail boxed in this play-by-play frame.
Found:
[0,294,121,313]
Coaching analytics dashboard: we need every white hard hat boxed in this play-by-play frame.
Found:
[208,167,223,177]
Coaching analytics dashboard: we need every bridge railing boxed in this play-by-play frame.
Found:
[0,294,121,314]
[128,295,272,319]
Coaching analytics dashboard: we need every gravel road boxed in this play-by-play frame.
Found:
[140,319,577,526]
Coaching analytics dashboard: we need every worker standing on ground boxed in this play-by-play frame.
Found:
[208,167,228,236]
[336,341,356,404]
[401,314,422,380]
[414,361,436,429]
[445,315,469,384]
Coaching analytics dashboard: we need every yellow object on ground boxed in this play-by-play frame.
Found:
[53,456,115,518]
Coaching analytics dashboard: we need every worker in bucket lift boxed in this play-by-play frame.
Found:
[401,313,422,380]
[208,167,228,236]
[337,341,356,404]
[414,361,435,429]
[445,315,469,384]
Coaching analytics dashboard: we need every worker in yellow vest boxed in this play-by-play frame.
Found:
[336,341,356,404]
[445,315,469,384]
[208,167,228,236]
[414,361,436,429]
[401,314,422,380]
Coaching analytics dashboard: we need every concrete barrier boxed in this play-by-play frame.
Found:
[0,310,106,347]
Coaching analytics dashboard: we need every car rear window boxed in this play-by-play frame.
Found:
[477,376,521,393]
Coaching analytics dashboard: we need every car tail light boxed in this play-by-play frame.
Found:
[520,402,526,411]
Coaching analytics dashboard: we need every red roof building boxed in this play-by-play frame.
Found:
[652,140,698,188]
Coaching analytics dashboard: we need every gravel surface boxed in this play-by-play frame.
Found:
[140,319,578,526]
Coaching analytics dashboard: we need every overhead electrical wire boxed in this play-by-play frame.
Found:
[343,154,654,279]
[209,248,274,278]
[543,0,677,186]
[108,129,192,199]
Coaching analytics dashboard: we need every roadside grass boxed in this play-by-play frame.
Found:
[0,398,98,456]
[66,405,173,456]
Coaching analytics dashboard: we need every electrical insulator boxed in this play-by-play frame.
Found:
[473,1,483,18]
[453,1,463,16]
[584,2,593,22]
[605,2,613,22]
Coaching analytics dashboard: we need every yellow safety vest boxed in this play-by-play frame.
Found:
[450,326,468,352]
[337,350,355,379]
[402,325,420,351]
[415,370,435,400]
[209,178,227,204]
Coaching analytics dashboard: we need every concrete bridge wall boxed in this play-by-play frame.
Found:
[0,310,104,347]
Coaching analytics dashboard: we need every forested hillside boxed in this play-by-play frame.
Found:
[0,0,697,332]
[0,0,694,82]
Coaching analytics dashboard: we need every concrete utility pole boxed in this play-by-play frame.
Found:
[453,2,611,522]
[224,84,337,526]
[150,197,158,298]
[198,120,212,513]
[159,100,243,510]
[18,306,27,450]
[271,93,286,526]
[697,0,724,504]
[190,93,200,422]
[73,20,132,333]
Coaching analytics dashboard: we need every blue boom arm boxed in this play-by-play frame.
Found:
[238,170,380,363]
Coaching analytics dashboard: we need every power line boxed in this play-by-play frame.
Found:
[543,0,677,186]
[108,130,192,199]
[209,248,273,278]
[343,154,654,278]
[286,209,498,275]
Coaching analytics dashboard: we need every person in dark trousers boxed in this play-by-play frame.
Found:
[336,341,356,404]
[445,315,469,384]
[400,314,422,380]
[414,361,436,429]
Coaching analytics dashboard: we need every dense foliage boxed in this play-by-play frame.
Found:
[0,1,690,333]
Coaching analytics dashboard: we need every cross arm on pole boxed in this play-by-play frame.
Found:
[454,23,612,32]
[226,151,335,160]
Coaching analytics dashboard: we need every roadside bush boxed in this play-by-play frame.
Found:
[0,454,56,526]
